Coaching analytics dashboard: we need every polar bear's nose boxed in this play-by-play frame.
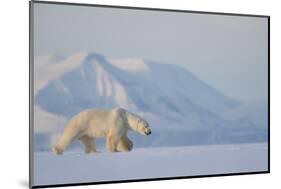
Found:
[146,130,151,135]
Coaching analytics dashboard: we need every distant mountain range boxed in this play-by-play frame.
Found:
[33,52,268,151]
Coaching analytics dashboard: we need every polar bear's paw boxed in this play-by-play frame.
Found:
[85,149,97,154]
[52,145,63,155]
[127,139,133,151]
[117,137,133,152]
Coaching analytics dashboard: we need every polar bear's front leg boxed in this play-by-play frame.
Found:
[79,136,97,154]
[117,136,133,152]
[106,134,119,152]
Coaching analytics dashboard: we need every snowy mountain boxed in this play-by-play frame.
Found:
[219,99,268,129]
[35,52,239,123]
[33,52,268,151]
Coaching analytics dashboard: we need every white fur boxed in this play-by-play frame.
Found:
[52,108,151,154]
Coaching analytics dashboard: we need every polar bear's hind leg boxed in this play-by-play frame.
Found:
[52,134,75,155]
[79,136,97,154]
[52,120,79,155]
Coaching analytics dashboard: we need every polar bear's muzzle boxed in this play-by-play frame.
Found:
[145,129,151,136]
[144,127,151,136]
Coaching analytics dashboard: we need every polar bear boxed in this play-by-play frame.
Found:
[52,108,151,155]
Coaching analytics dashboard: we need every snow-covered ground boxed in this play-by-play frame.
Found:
[32,143,268,186]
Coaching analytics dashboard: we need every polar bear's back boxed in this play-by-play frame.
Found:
[77,108,125,123]
[66,108,127,138]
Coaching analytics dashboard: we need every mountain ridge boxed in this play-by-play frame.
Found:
[35,52,240,124]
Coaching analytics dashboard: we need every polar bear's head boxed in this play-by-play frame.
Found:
[125,110,151,136]
[136,118,151,136]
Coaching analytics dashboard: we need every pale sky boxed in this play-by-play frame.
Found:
[33,2,268,102]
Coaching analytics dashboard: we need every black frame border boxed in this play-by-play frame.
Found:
[29,0,270,188]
